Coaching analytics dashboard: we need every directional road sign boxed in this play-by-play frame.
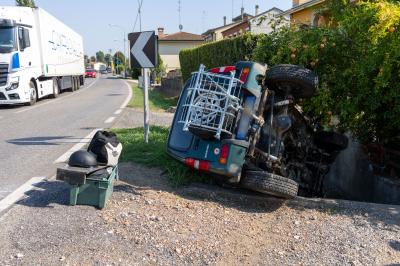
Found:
[128,31,158,69]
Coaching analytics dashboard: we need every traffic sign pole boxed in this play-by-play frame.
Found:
[128,31,157,143]
[143,68,150,143]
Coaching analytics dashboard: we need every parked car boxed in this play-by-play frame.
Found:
[85,69,97,78]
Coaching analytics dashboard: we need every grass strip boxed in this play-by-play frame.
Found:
[113,126,210,187]
[128,85,177,112]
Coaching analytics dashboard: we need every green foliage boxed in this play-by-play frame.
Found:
[114,51,125,65]
[131,68,141,79]
[84,55,89,67]
[179,0,400,144]
[16,0,35,7]
[153,54,166,78]
[95,51,105,63]
[113,126,210,187]
[104,54,112,66]
[179,34,259,81]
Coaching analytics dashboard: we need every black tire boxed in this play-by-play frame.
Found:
[242,171,299,199]
[51,78,59,98]
[28,81,37,106]
[265,64,318,99]
[71,77,77,92]
[76,76,81,90]
[314,131,349,152]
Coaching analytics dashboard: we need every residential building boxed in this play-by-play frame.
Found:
[282,0,327,27]
[158,28,204,72]
[202,18,241,42]
[204,6,288,41]
[249,7,290,35]
[221,8,253,39]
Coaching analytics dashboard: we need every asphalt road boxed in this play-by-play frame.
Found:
[0,75,131,201]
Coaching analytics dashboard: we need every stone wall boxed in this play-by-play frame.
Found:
[160,77,183,98]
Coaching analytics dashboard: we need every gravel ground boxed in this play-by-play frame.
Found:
[0,162,399,266]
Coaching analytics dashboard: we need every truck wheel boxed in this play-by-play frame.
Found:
[265,64,318,99]
[51,78,60,98]
[71,77,76,92]
[76,76,81,90]
[241,171,299,199]
[28,81,37,106]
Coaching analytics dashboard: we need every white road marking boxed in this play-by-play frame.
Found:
[0,176,46,213]
[104,117,115,124]
[15,78,99,114]
[114,109,122,115]
[53,128,101,164]
[120,81,133,109]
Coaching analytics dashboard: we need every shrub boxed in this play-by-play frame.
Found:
[254,0,400,144]
[179,34,259,81]
[179,0,400,145]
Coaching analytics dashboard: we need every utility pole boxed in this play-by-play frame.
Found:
[109,24,127,78]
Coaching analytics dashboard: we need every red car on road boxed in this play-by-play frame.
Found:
[85,68,97,78]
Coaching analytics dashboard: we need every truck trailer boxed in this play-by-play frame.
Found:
[0,6,85,105]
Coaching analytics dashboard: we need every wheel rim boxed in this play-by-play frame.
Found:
[54,80,59,95]
[30,86,36,103]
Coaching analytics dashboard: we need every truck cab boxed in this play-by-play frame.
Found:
[0,14,39,105]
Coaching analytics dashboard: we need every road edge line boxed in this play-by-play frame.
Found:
[0,176,46,214]
[53,128,101,164]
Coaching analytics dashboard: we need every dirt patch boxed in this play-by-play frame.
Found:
[0,162,399,265]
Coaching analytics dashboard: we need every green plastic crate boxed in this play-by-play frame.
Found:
[69,165,118,209]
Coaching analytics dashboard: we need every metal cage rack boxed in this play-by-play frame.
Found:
[179,64,244,140]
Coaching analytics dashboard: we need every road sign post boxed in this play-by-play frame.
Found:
[128,31,158,143]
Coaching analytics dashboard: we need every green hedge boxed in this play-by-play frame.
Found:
[179,34,259,81]
[179,0,400,145]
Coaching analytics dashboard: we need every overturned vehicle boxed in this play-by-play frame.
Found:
[167,62,348,199]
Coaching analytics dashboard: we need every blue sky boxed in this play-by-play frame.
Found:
[0,0,292,56]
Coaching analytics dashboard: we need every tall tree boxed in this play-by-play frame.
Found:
[90,56,96,63]
[113,51,125,74]
[104,54,112,66]
[84,55,89,67]
[96,51,105,63]
[15,0,36,7]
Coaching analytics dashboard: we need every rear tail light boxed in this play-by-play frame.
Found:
[185,158,210,171]
[219,144,230,165]
[239,67,250,83]
[209,66,236,74]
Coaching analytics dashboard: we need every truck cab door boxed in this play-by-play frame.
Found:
[17,26,32,69]
[17,26,38,96]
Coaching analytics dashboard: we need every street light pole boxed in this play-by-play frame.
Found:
[109,24,127,78]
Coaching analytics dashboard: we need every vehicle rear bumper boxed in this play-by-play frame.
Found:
[166,149,244,184]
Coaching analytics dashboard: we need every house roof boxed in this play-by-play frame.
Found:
[221,20,249,35]
[232,12,254,22]
[250,7,287,21]
[202,21,241,35]
[159,31,204,41]
[281,0,326,16]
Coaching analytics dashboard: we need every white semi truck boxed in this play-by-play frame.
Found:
[0,6,85,105]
